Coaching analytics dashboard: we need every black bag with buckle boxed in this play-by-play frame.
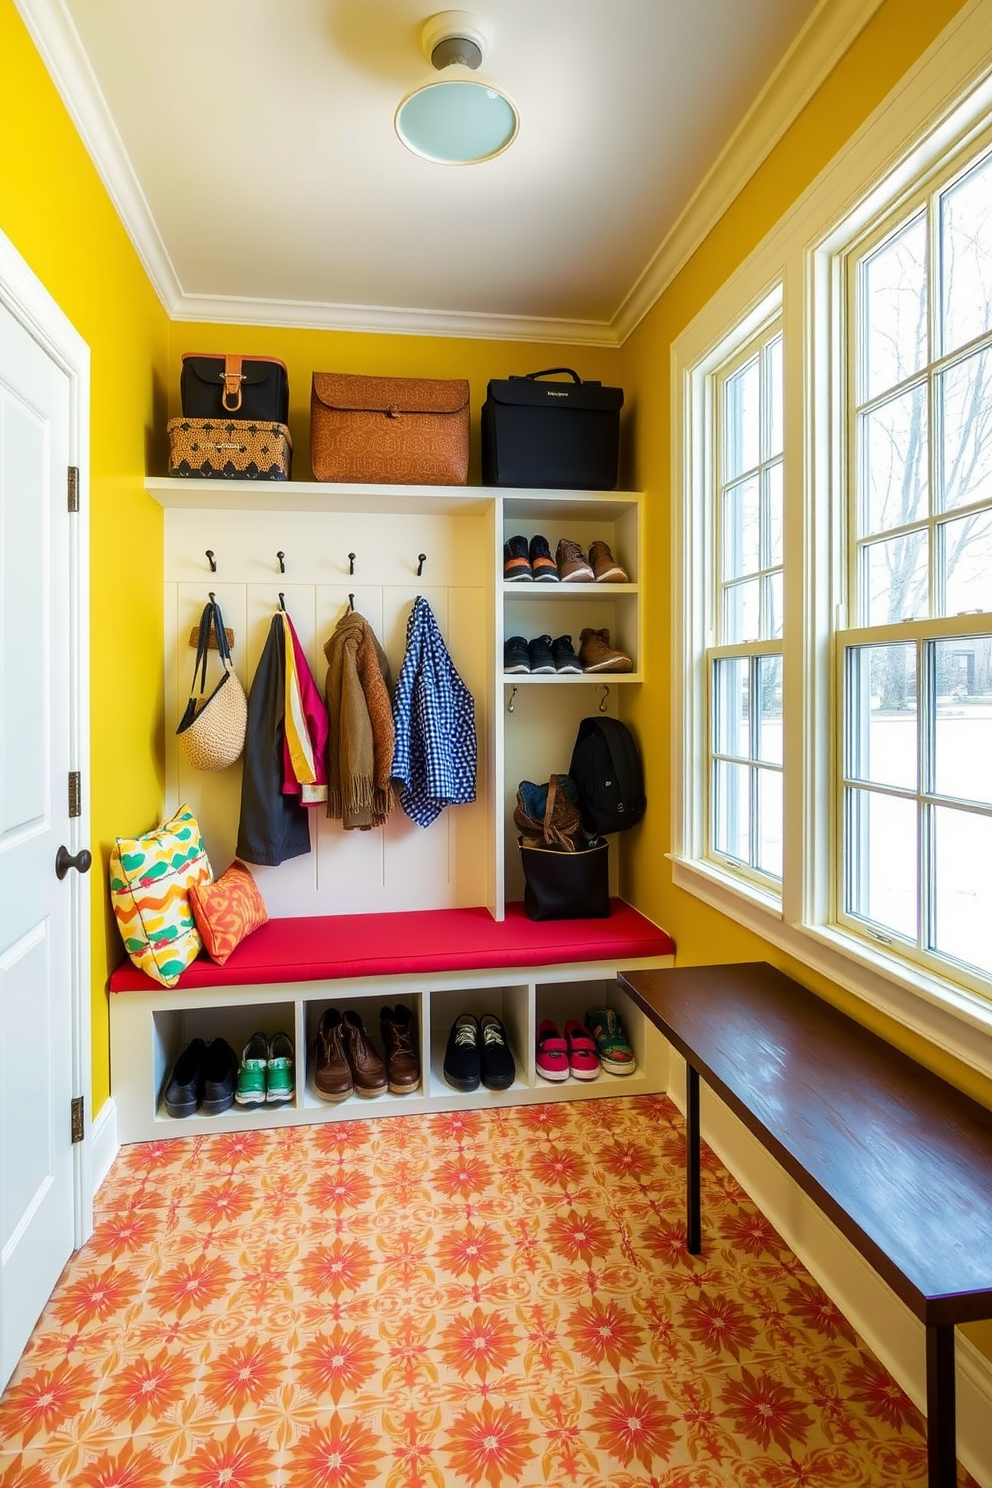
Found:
[569,716,646,835]
[481,367,623,489]
[180,354,290,423]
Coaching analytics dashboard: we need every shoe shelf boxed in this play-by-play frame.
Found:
[111,966,670,1143]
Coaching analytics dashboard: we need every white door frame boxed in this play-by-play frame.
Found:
[0,225,92,1244]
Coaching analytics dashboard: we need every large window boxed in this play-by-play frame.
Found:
[838,142,992,991]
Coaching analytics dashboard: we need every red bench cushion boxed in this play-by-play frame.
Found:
[108,899,674,992]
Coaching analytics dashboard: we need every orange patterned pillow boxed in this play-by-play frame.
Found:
[189,860,268,964]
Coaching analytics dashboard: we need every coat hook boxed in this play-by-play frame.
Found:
[599,684,610,713]
[208,591,216,604]
[417,553,427,577]
[205,549,217,573]
[277,551,286,574]
[278,592,286,611]
[348,552,356,576]
[348,593,355,612]
[507,685,517,714]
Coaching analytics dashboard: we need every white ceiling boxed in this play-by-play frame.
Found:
[22,0,873,344]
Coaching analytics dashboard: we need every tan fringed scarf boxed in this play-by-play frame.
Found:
[324,611,396,830]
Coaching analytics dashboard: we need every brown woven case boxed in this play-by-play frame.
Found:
[310,373,469,485]
[168,417,292,480]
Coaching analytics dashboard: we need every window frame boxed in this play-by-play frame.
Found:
[670,5,992,1080]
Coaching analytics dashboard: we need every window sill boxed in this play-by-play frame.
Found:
[671,855,992,1085]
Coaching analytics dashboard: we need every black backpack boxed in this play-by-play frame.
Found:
[569,717,646,835]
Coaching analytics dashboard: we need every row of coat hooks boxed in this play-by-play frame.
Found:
[190,586,358,649]
[204,549,428,577]
[507,683,611,714]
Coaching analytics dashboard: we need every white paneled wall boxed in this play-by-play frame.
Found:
[164,505,493,918]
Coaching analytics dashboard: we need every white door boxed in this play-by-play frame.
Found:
[0,298,81,1388]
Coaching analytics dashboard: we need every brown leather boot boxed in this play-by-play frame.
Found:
[579,627,633,673]
[380,1004,420,1095]
[314,1008,353,1101]
[342,1010,388,1097]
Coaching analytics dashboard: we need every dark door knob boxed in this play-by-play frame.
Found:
[55,845,92,880]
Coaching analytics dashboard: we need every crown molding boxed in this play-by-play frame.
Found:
[611,0,888,345]
[169,292,619,346]
[14,0,182,311]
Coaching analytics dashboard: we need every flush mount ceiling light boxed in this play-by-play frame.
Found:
[395,10,518,165]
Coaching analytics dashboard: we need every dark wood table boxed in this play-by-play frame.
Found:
[619,961,992,1488]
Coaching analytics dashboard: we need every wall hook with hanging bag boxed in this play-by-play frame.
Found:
[176,595,247,771]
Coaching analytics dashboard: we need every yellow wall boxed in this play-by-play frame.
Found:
[0,0,169,1112]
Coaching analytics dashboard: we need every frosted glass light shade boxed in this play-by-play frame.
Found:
[395,67,518,164]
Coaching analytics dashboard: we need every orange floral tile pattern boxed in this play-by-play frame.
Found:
[0,1095,978,1487]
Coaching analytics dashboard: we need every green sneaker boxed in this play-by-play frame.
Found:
[235,1032,268,1106]
[266,1031,295,1105]
[585,1008,636,1075]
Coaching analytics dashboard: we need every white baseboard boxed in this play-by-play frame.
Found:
[88,1096,119,1203]
[665,1053,992,1488]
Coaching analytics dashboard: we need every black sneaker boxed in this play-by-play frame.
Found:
[444,1013,481,1091]
[479,1014,516,1090]
[164,1037,207,1118]
[529,534,559,582]
[503,535,533,582]
[528,634,555,673]
[201,1038,238,1115]
[504,635,531,673]
[551,634,582,673]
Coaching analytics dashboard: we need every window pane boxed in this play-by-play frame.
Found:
[757,655,783,764]
[845,786,918,940]
[939,345,992,513]
[714,760,750,862]
[863,213,927,401]
[724,356,760,480]
[767,335,783,458]
[861,384,929,537]
[940,150,992,356]
[757,767,782,878]
[845,644,917,790]
[861,529,928,625]
[933,805,992,974]
[723,477,760,579]
[933,637,992,805]
[723,578,759,644]
[713,657,749,759]
[766,461,783,567]
[941,509,992,615]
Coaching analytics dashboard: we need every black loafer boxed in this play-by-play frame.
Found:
[201,1037,238,1115]
[443,1013,481,1091]
[164,1037,207,1118]
[479,1014,516,1091]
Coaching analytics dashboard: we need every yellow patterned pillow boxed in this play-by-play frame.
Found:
[189,860,268,965]
[109,806,212,986]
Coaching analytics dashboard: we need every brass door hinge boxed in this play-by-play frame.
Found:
[71,1096,84,1144]
[68,771,81,818]
[67,466,79,513]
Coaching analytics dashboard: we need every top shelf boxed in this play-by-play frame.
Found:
[145,478,641,520]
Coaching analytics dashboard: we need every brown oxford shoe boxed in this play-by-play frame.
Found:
[314,1008,353,1101]
[380,1004,420,1095]
[342,1010,388,1097]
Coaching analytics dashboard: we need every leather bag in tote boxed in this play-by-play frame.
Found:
[176,598,248,771]
[310,372,469,485]
[180,354,290,422]
[168,417,293,480]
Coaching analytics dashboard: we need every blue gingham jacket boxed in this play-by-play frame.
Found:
[391,596,476,827]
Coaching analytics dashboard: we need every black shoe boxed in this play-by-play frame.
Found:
[164,1037,207,1118]
[201,1038,238,1115]
[444,1013,481,1091]
[528,634,555,673]
[529,534,559,582]
[504,635,531,673]
[503,535,533,582]
[479,1014,516,1090]
[551,634,582,673]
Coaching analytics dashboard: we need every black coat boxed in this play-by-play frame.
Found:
[236,614,311,867]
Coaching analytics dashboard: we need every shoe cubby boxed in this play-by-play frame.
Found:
[151,999,298,1125]
[427,983,531,1098]
[301,992,426,1111]
[533,977,660,1096]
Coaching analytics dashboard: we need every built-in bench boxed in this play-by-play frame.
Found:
[108,900,675,1143]
[619,961,992,1488]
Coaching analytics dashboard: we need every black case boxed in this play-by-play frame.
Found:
[180,355,290,424]
[481,368,623,489]
[569,716,646,835]
[519,838,610,920]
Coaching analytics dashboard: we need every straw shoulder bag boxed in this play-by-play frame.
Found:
[176,597,247,771]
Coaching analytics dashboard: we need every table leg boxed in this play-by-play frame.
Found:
[925,1323,956,1488]
[686,1061,701,1254]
